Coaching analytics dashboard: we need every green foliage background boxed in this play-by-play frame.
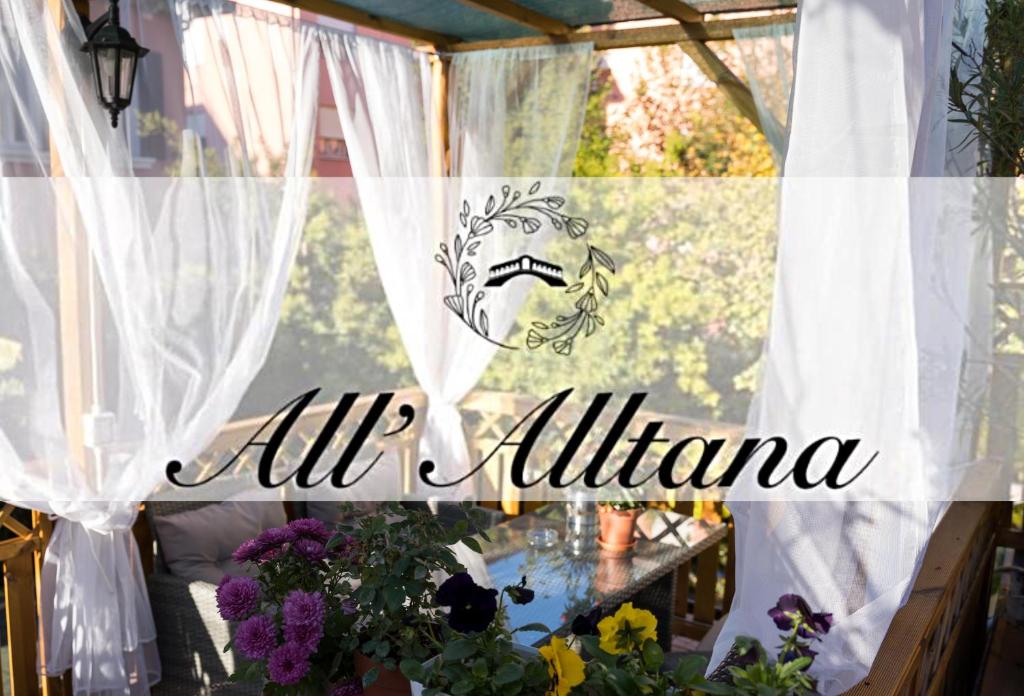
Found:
[244,53,778,425]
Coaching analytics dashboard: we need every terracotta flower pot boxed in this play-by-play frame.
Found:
[597,505,641,553]
[354,653,411,696]
[595,554,631,594]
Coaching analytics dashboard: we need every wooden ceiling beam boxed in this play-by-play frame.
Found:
[692,0,797,13]
[447,11,794,52]
[635,0,704,24]
[677,40,765,131]
[454,0,571,35]
[284,1,456,47]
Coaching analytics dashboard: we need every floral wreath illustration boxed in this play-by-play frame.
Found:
[435,181,615,356]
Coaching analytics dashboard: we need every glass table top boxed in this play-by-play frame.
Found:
[477,505,727,646]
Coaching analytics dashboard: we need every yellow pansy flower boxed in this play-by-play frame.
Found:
[540,636,585,696]
[597,602,658,655]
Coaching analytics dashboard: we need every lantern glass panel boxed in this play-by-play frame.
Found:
[96,46,119,105]
[119,51,136,103]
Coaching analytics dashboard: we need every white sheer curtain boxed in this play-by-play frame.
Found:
[712,1,989,693]
[316,30,592,492]
[733,23,794,166]
[0,1,317,693]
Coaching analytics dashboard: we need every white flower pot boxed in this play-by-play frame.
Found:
[410,644,540,696]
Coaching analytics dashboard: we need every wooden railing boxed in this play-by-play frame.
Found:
[0,506,68,696]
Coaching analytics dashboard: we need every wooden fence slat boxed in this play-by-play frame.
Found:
[4,551,40,696]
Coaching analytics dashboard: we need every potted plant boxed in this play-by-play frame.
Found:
[403,573,552,695]
[325,502,486,695]
[718,593,832,695]
[215,517,364,695]
[565,602,727,695]
[596,499,645,554]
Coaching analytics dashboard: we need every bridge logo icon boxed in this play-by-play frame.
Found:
[484,254,568,288]
[436,180,615,355]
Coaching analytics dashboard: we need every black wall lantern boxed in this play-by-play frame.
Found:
[81,0,149,128]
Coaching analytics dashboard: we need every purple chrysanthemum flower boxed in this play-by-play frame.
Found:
[267,642,310,686]
[234,614,277,660]
[232,538,263,565]
[292,538,327,562]
[282,590,326,629]
[283,619,323,656]
[288,518,331,543]
[256,526,296,551]
[330,533,359,561]
[258,547,284,563]
[216,575,260,621]
[328,679,364,696]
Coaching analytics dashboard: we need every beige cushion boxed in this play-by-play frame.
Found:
[154,501,287,584]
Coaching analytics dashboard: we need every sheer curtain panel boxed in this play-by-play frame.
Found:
[0,1,318,693]
[317,31,592,494]
[712,0,991,693]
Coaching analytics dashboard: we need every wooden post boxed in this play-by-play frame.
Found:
[42,2,92,694]
[429,54,450,178]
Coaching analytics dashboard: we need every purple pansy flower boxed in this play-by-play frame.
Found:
[292,538,327,563]
[288,518,331,543]
[232,538,263,565]
[783,643,818,668]
[267,642,310,685]
[216,575,260,621]
[341,598,358,615]
[768,594,833,638]
[437,572,498,633]
[571,607,602,637]
[234,614,277,660]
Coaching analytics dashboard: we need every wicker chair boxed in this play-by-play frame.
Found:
[146,501,263,696]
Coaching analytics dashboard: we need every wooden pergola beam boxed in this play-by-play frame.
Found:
[677,34,762,131]
[635,0,703,24]
[447,12,794,52]
[285,0,456,47]
[692,0,796,12]
[454,0,571,36]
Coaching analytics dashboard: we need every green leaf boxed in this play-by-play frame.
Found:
[451,680,475,695]
[494,662,525,685]
[383,585,405,611]
[362,667,379,688]
[512,622,552,635]
[443,639,477,661]
[641,639,664,670]
[399,659,425,682]
[461,536,482,554]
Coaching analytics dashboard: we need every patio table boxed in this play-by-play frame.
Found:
[477,504,728,650]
